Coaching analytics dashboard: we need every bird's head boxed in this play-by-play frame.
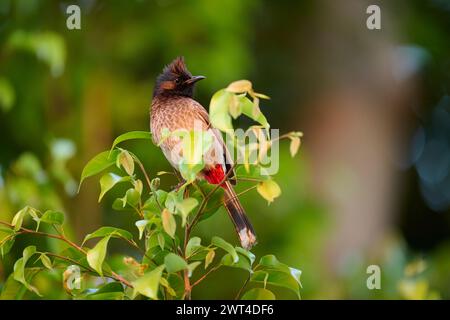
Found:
[153,56,205,98]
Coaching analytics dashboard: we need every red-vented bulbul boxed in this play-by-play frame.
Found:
[150,56,257,249]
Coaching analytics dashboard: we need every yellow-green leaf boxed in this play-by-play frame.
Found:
[257,179,281,204]
[253,92,271,100]
[226,80,252,93]
[135,220,150,240]
[79,150,120,192]
[289,137,301,157]
[176,197,198,227]
[132,265,165,299]
[162,209,176,238]
[99,173,130,202]
[164,253,188,273]
[40,254,52,269]
[212,236,238,263]
[13,246,41,296]
[229,94,242,119]
[117,150,134,176]
[209,89,233,132]
[87,235,111,276]
[40,210,65,225]
[185,237,202,257]
[205,250,215,269]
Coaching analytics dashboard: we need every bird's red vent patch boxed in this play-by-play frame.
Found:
[203,164,225,185]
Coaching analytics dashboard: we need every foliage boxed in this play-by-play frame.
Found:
[0,81,303,300]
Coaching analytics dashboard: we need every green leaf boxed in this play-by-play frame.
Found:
[0,227,15,257]
[122,188,140,207]
[236,247,256,266]
[86,235,111,276]
[99,173,130,202]
[83,227,133,245]
[241,288,275,300]
[117,150,135,176]
[229,94,242,119]
[0,268,41,300]
[240,95,269,129]
[0,236,15,257]
[165,190,182,213]
[162,209,176,239]
[11,207,32,231]
[110,131,152,151]
[192,183,224,222]
[157,233,165,250]
[167,273,185,298]
[221,253,251,272]
[257,255,302,288]
[39,254,52,269]
[209,89,234,132]
[176,197,198,227]
[251,270,301,298]
[164,253,188,273]
[40,210,65,225]
[256,179,281,204]
[132,265,165,299]
[79,150,120,191]
[185,237,202,257]
[135,220,150,240]
[258,255,290,273]
[159,277,177,297]
[212,236,238,263]
[179,161,205,183]
[143,190,168,214]
[13,246,41,296]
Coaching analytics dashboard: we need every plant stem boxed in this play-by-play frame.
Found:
[0,220,133,288]
[191,265,221,287]
[132,153,152,192]
[235,275,250,300]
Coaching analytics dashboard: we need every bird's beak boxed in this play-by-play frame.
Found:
[184,75,206,85]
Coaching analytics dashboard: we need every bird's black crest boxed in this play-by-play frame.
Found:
[163,56,190,77]
[154,56,197,97]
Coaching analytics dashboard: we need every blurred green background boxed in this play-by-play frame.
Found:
[1,0,450,299]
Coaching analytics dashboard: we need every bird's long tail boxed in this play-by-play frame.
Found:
[203,164,257,249]
[222,181,257,250]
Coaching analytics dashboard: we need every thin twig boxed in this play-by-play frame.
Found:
[0,220,133,288]
[235,275,250,300]
[191,265,221,287]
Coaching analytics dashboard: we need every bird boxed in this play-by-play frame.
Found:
[150,56,257,249]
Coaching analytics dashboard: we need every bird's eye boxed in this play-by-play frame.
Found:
[175,78,181,84]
